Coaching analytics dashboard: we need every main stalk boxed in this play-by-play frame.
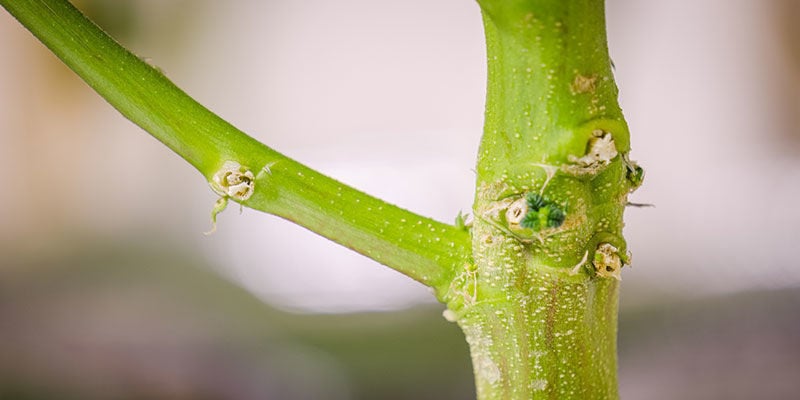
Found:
[443,1,642,398]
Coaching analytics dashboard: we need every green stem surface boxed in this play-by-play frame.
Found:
[3,0,641,398]
[441,1,640,398]
[1,0,470,294]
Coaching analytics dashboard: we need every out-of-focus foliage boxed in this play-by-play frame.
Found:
[2,240,798,399]
[0,240,474,400]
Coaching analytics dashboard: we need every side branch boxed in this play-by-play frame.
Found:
[1,0,470,293]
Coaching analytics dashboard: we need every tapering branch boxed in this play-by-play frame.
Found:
[1,0,471,294]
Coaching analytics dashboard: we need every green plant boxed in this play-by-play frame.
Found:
[2,0,642,398]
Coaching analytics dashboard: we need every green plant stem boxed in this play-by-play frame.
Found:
[441,1,640,398]
[3,0,642,398]
[0,0,470,294]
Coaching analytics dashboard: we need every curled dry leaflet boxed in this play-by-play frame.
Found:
[205,161,256,234]
[210,161,255,200]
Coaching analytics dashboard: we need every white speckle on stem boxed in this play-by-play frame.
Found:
[570,73,596,94]
[442,309,458,322]
[530,379,548,391]
[464,324,501,385]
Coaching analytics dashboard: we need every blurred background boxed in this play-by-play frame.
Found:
[1,0,799,398]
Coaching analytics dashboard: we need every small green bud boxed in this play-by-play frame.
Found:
[455,211,472,231]
[526,193,546,211]
[519,193,566,231]
[626,165,644,188]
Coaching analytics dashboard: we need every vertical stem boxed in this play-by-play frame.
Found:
[443,1,641,398]
[457,269,620,399]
